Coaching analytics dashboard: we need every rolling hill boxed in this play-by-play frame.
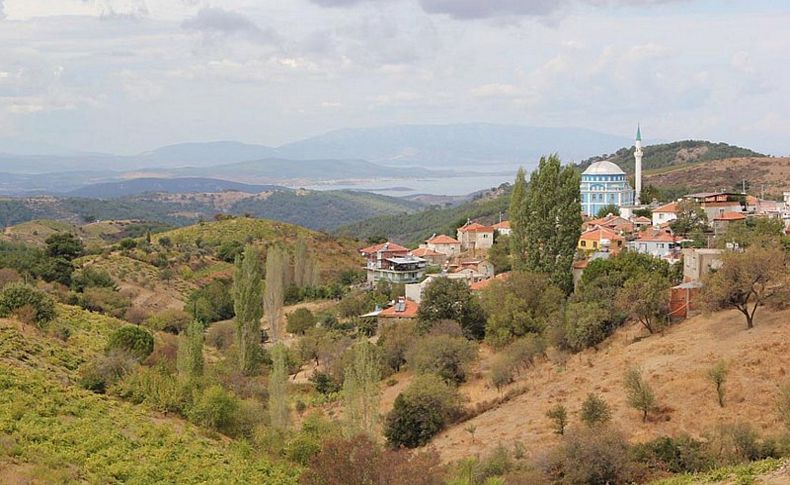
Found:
[67,177,283,199]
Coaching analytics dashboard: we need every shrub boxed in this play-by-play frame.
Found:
[106,325,154,361]
[71,267,116,292]
[287,308,317,335]
[310,372,341,395]
[706,422,780,463]
[0,268,21,289]
[378,320,417,373]
[624,367,657,422]
[708,360,728,407]
[418,277,487,340]
[118,238,137,250]
[124,306,150,325]
[779,381,790,431]
[187,279,234,323]
[77,287,131,318]
[580,393,611,427]
[144,309,192,334]
[407,334,477,384]
[489,354,515,392]
[503,334,545,371]
[563,301,611,352]
[205,320,236,351]
[384,374,461,448]
[0,283,56,326]
[546,404,568,435]
[632,435,714,474]
[188,385,241,435]
[112,366,190,414]
[79,350,139,393]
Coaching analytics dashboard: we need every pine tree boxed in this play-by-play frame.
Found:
[269,342,289,431]
[343,339,381,437]
[177,320,205,380]
[264,246,287,342]
[509,167,528,270]
[518,154,582,294]
[233,245,263,374]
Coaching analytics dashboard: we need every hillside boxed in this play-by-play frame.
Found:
[1,219,163,247]
[336,184,512,246]
[578,140,765,174]
[429,307,790,464]
[67,177,283,199]
[0,307,297,483]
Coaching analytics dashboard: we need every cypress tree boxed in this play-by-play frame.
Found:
[233,245,263,374]
[509,167,528,270]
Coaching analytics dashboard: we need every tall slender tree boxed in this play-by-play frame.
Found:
[509,167,528,270]
[269,342,289,431]
[293,237,308,288]
[233,245,263,374]
[514,154,582,294]
[264,246,287,342]
[177,320,205,380]
[343,339,381,437]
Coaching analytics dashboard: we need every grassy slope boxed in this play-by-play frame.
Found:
[0,306,297,484]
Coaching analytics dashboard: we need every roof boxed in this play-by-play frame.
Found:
[458,222,494,233]
[636,227,676,242]
[359,241,409,255]
[579,225,624,242]
[426,234,460,244]
[653,201,678,213]
[714,211,747,221]
[632,216,652,223]
[572,260,589,270]
[379,299,419,319]
[583,160,625,175]
[636,124,642,142]
[385,256,426,265]
[411,247,443,257]
[470,272,510,291]
[492,220,511,230]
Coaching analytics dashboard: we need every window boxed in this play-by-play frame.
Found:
[581,240,586,247]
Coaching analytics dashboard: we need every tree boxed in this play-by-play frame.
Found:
[233,245,263,374]
[343,339,381,438]
[265,246,287,342]
[670,200,708,237]
[511,154,582,294]
[106,326,154,361]
[624,367,656,422]
[269,342,289,431]
[509,167,528,268]
[293,237,308,288]
[488,234,512,274]
[580,393,611,427]
[562,301,611,352]
[45,232,84,260]
[708,360,728,408]
[417,277,487,340]
[407,334,477,384]
[595,204,621,219]
[177,321,205,380]
[616,273,671,334]
[546,404,568,435]
[480,271,564,348]
[384,374,461,448]
[287,307,317,335]
[701,244,788,329]
[0,283,56,326]
[778,382,790,431]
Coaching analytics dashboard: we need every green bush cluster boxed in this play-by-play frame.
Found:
[0,283,56,326]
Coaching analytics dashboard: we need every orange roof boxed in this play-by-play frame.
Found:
[579,226,624,242]
[426,234,460,244]
[653,202,678,213]
[458,222,494,233]
[411,247,443,257]
[636,228,676,242]
[359,241,409,255]
[379,299,419,319]
[572,260,589,269]
[714,211,747,221]
[492,221,511,230]
[470,272,510,291]
[632,216,652,223]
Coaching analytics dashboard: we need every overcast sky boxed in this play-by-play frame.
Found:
[0,0,788,155]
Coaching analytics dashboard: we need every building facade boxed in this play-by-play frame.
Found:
[457,221,495,251]
[580,161,634,216]
[360,242,427,284]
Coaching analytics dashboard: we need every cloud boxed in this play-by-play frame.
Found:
[0,0,5,20]
[92,0,150,19]
[181,7,278,44]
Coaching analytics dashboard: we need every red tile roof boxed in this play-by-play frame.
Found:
[411,247,443,257]
[426,234,460,244]
[458,222,494,233]
[492,221,511,230]
[572,260,589,269]
[653,202,678,213]
[379,299,419,319]
[714,211,747,221]
[579,225,624,242]
[636,227,676,242]
[470,272,510,291]
[632,216,652,224]
[359,242,409,255]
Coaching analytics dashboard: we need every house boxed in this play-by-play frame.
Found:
[682,248,723,283]
[652,201,678,227]
[577,225,625,254]
[685,192,757,221]
[631,215,652,231]
[492,220,512,236]
[360,242,426,284]
[378,297,419,324]
[628,227,680,260]
[469,272,510,292]
[584,214,634,234]
[405,273,475,303]
[424,234,462,257]
[410,247,446,266]
[457,221,495,251]
[712,211,747,236]
[454,260,495,279]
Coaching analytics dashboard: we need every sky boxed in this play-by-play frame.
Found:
[0,0,788,155]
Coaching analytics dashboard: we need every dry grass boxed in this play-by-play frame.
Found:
[646,157,790,196]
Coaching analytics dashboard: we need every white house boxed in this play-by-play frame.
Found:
[652,201,678,227]
[424,234,462,256]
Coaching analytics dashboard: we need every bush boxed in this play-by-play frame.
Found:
[418,277,487,340]
[0,268,21,289]
[708,360,728,407]
[205,320,236,351]
[287,308,317,335]
[580,393,611,427]
[106,325,154,361]
[545,426,644,484]
[144,309,192,334]
[0,283,56,326]
[632,435,714,474]
[562,301,611,352]
[79,350,139,393]
[188,385,241,435]
[546,404,568,435]
[71,267,116,292]
[624,367,656,422]
[489,354,515,392]
[187,279,234,323]
[384,374,461,448]
[407,334,477,384]
[112,366,190,414]
[310,372,341,395]
[378,320,417,374]
[77,287,131,318]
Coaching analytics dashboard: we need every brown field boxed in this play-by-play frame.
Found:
[645,157,790,196]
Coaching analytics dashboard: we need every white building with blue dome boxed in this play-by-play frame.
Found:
[580,160,634,216]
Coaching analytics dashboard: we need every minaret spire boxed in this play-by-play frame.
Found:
[634,124,643,205]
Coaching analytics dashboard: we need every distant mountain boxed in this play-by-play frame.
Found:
[577,140,766,174]
[137,141,278,168]
[67,177,283,198]
[277,123,632,166]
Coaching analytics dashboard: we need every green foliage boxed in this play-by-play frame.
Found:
[286,307,317,335]
[384,374,461,448]
[580,393,612,427]
[509,167,528,265]
[489,354,515,392]
[632,435,714,475]
[144,308,192,334]
[112,365,190,413]
[407,334,477,384]
[670,200,709,236]
[106,325,154,361]
[188,384,241,435]
[187,279,234,323]
[269,342,289,431]
[79,350,139,394]
[75,287,131,319]
[177,321,205,380]
[488,234,512,274]
[595,204,621,218]
[264,245,287,342]
[377,320,417,373]
[545,426,639,485]
[0,283,56,326]
[71,266,117,292]
[624,367,657,422]
[118,238,138,250]
[342,339,381,437]
[418,277,487,340]
[546,404,568,435]
[45,232,84,260]
[233,245,263,373]
[777,381,790,431]
[217,240,244,262]
[616,272,671,334]
[480,271,563,348]
[718,217,787,249]
[708,360,728,408]
[561,301,611,352]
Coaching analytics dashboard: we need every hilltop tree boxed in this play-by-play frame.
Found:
[702,244,788,329]
[269,342,289,431]
[616,273,671,334]
[509,167,528,268]
[343,339,381,438]
[511,154,582,293]
[233,245,263,374]
[264,246,287,342]
[177,321,205,380]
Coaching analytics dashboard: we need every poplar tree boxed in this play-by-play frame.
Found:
[233,245,263,374]
[293,237,308,288]
[264,246,287,342]
[177,320,205,380]
[515,154,582,294]
[343,339,381,437]
[509,167,528,270]
[269,342,289,431]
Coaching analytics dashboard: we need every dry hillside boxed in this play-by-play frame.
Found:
[645,157,790,196]
[429,307,790,464]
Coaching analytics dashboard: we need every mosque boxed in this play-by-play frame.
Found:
[580,126,643,216]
